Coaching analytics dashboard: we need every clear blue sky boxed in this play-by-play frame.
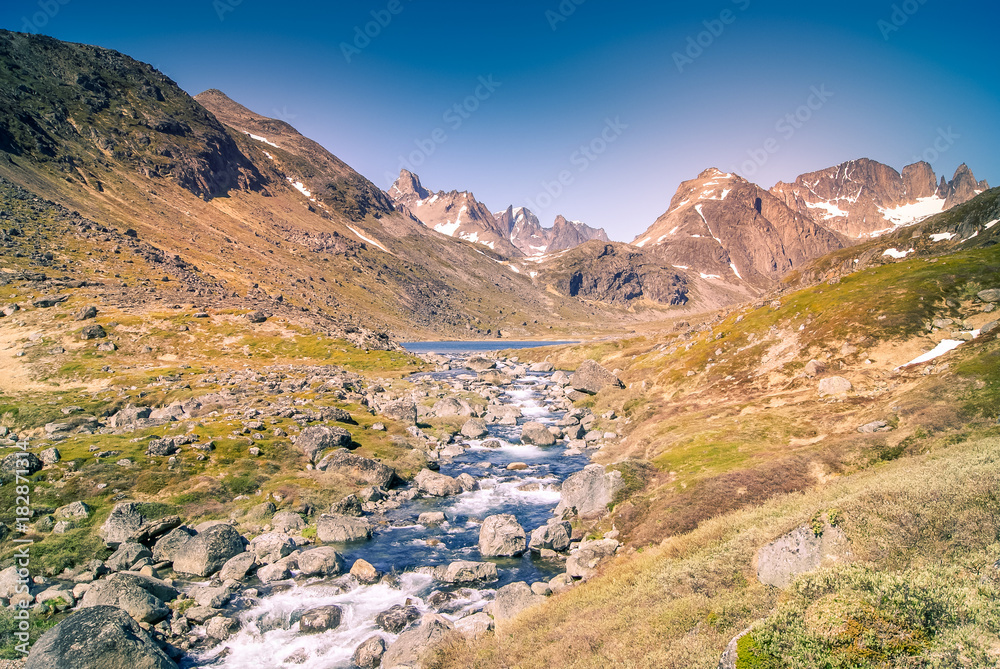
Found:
[2,0,997,241]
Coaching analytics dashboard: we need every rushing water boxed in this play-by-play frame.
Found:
[191,363,588,668]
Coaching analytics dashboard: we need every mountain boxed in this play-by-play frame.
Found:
[388,169,521,256]
[770,158,989,238]
[632,168,845,290]
[494,206,610,256]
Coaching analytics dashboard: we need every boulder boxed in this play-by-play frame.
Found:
[479,514,526,557]
[0,452,42,476]
[455,611,494,639]
[350,558,380,584]
[382,399,417,425]
[756,523,852,589]
[249,532,295,564]
[414,468,463,496]
[432,397,474,417]
[554,464,623,519]
[151,526,195,563]
[858,420,891,433]
[26,606,177,669]
[717,627,753,669]
[0,566,26,599]
[520,421,556,446]
[39,447,61,465]
[257,562,292,583]
[492,581,545,622]
[105,543,153,572]
[300,605,343,633]
[461,418,489,439]
[79,324,107,340]
[381,614,453,668]
[570,359,623,394]
[74,305,98,320]
[352,635,387,669]
[818,376,853,397]
[566,539,619,580]
[80,573,177,623]
[271,511,306,534]
[171,524,246,577]
[33,294,69,308]
[435,560,498,584]
[530,361,555,372]
[219,551,258,581]
[99,502,146,547]
[803,359,827,377]
[245,501,276,522]
[478,370,512,385]
[127,516,181,545]
[55,500,91,520]
[246,310,267,323]
[332,494,364,517]
[978,288,1000,303]
[316,514,372,543]
[297,546,343,576]
[529,520,573,552]
[206,616,238,640]
[376,604,421,633]
[193,585,233,609]
[106,405,151,429]
[464,356,496,371]
[296,425,352,463]
[418,511,447,526]
[317,450,395,488]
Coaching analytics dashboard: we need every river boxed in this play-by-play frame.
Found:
[190,354,589,668]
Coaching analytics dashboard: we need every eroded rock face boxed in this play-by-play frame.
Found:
[756,523,852,589]
[555,464,623,519]
[479,514,526,557]
[570,359,623,394]
[26,605,178,669]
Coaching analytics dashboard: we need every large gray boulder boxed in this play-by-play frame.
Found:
[218,552,258,581]
[381,614,453,668]
[352,635,386,669]
[0,452,42,475]
[479,514,526,557]
[296,425,352,463]
[99,502,147,547]
[297,546,344,576]
[300,605,343,634]
[382,399,417,425]
[757,523,852,589]
[316,450,395,488]
[554,464,623,519]
[249,532,296,564]
[570,359,623,394]
[316,514,372,543]
[271,511,307,534]
[818,376,853,397]
[528,520,573,552]
[464,356,496,372]
[520,421,556,446]
[461,418,489,439]
[432,397,474,417]
[492,581,545,622]
[151,526,194,563]
[375,604,421,633]
[566,539,620,580]
[55,500,91,520]
[105,542,153,572]
[171,524,246,577]
[434,560,499,584]
[80,573,177,623]
[414,468,463,496]
[26,606,177,669]
[978,288,1000,303]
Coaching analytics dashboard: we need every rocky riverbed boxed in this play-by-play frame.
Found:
[12,351,627,669]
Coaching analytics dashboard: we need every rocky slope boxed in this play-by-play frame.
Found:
[770,158,989,238]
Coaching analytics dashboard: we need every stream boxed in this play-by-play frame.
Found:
[190,351,590,668]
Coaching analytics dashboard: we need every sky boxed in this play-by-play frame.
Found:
[2,0,997,241]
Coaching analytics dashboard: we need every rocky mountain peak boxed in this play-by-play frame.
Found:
[390,169,429,200]
[941,163,987,209]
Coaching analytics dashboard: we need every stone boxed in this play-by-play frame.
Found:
[350,558,380,584]
[757,523,852,589]
[520,421,556,446]
[455,611,494,639]
[570,359,623,394]
[479,514,526,557]
[39,447,61,465]
[818,376,853,397]
[75,305,98,320]
[554,464,624,519]
[414,468,463,496]
[35,586,75,611]
[26,605,178,669]
[127,516,181,545]
[530,361,555,372]
[246,310,267,323]
[331,494,364,517]
[352,635,386,669]
[296,547,343,576]
[80,573,177,623]
[218,552,258,581]
[982,320,999,335]
[271,511,306,534]
[80,324,107,340]
[803,359,827,377]
[106,543,153,572]
[566,539,619,580]
[193,585,232,609]
[432,397,474,417]
[0,451,42,476]
[492,581,545,622]
[977,288,1000,303]
[145,439,178,457]
[295,425,352,463]
[418,511,447,525]
[151,526,195,563]
[478,369,513,385]
[456,472,478,492]
[717,628,753,669]
[381,614,452,668]
[858,420,891,433]
[435,560,498,584]
[206,615,238,640]
[382,398,417,425]
[33,294,69,308]
[300,605,343,633]
[55,500,91,520]
[246,501,277,521]
[530,582,552,596]
[257,562,291,583]
[461,418,489,439]
[100,502,146,547]
[171,524,246,577]
[249,532,295,564]
[316,450,396,488]
[529,520,573,552]
[376,604,421,633]
[465,356,496,371]
[316,514,372,543]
